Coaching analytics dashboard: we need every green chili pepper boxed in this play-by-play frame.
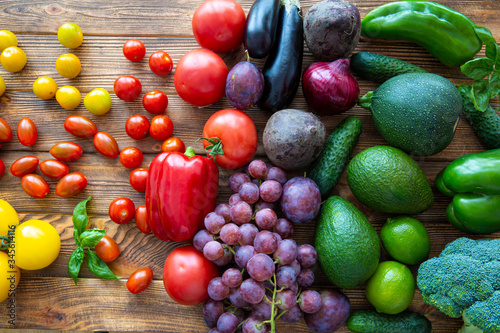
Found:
[361,1,483,68]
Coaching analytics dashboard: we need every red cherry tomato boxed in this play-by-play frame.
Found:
[20,174,49,198]
[10,156,39,177]
[17,117,37,146]
[119,146,143,169]
[114,75,142,102]
[64,115,98,138]
[142,90,168,114]
[125,114,150,140]
[50,142,83,162]
[127,267,153,294]
[161,137,186,153]
[163,245,220,305]
[94,131,119,159]
[123,39,146,62]
[149,115,174,141]
[0,159,5,178]
[129,168,148,192]
[135,205,150,234]
[174,48,228,107]
[95,235,120,263]
[109,197,135,225]
[149,51,173,76]
[55,172,87,198]
[192,0,246,53]
[0,118,13,142]
[202,109,258,169]
[39,159,69,179]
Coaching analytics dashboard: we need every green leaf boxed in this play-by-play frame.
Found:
[79,229,105,248]
[471,79,491,112]
[86,250,120,280]
[72,196,91,238]
[461,58,494,80]
[474,26,496,48]
[485,43,500,65]
[490,72,500,98]
[68,246,84,285]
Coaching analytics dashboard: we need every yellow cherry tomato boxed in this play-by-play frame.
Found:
[56,85,81,110]
[0,46,27,72]
[55,53,81,79]
[0,30,18,53]
[57,23,83,49]
[0,251,20,303]
[12,220,61,271]
[84,88,112,115]
[0,76,5,97]
[33,76,58,100]
[0,199,19,239]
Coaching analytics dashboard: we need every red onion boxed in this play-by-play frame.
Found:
[302,58,359,116]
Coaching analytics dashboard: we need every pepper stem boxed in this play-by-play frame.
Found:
[358,90,374,110]
[184,146,196,158]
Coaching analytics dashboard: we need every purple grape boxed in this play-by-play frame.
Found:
[253,230,278,254]
[251,299,272,321]
[213,247,234,267]
[304,290,351,333]
[209,328,222,333]
[240,278,266,304]
[298,290,322,314]
[205,212,227,234]
[208,277,230,301]
[239,182,260,204]
[246,253,275,281]
[280,304,303,324]
[273,232,283,243]
[289,281,299,294]
[215,203,231,223]
[233,307,246,326]
[275,265,297,289]
[222,268,243,288]
[273,239,298,266]
[297,268,315,287]
[225,61,264,111]
[228,172,251,193]
[235,245,257,269]
[297,244,318,268]
[228,193,242,206]
[273,218,294,239]
[280,177,321,223]
[266,166,287,185]
[229,201,253,225]
[203,299,225,328]
[254,208,277,230]
[259,180,283,203]
[239,224,259,246]
[275,289,297,311]
[242,316,270,333]
[248,160,268,179]
[254,199,275,212]
[193,229,215,252]
[220,223,241,245]
[229,286,250,308]
[217,312,239,333]
[288,259,302,276]
[204,241,225,261]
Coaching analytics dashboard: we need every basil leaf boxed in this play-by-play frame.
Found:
[86,250,120,280]
[80,229,105,248]
[474,26,496,48]
[471,79,491,112]
[73,196,91,238]
[68,246,84,285]
[461,58,494,80]
[490,72,500,98]
[485,43,500,65]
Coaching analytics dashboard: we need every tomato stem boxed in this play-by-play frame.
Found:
[197,137,224,159]
[0,236,11,251]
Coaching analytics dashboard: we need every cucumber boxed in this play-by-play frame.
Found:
[350,52,427,83]
[346,310,432,333]
[458,84,500,149]
[308,116,362,197]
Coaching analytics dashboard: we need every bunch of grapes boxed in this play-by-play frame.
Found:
[193,160,328,333]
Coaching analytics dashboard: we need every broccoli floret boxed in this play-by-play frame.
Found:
[417,238,500,333]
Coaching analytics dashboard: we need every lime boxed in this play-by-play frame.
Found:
[0,30,17,53]
[381,216,430,265]
[57,23,83,49]
[365,261,415,315]
[84,88,111,115]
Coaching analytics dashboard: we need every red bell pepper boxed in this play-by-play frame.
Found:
[145,147,219,242]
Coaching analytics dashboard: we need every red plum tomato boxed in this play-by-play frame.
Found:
[94,131,119,159]
[64,115,98,138]
[123,39,146,62]
[109,197,135,225]
[21,174,49,198]
[114,75,142,102]
[39,159,69,179]
[149,115,174,141]
[0,159,4,178]
[135,205,150,234]
[0,118,13,142]
[161,137,185,153]
[129,168,148,192]
[142,90,168,114]
[149,51,173,76]
[125,114,150,140]
[55,172,87,198]
[119,147,143,169]
[50,142,83,162]
[95,235,120,263]
[10,156,39,177]
[127,267,153,294]
[17,117,37,146]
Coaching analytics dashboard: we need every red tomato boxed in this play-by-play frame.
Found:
[142,90,168,114]
[0,118,12,142]
[123,39,146,62]
[17,117,37,146]
[119,146,143,169]
[149,115,174,141]
[192,0,246,53]
[127,267,153,294]
[135,205,150,234]
[161,137,186,153]
[174,48,228,107]
[94,131,119,159]
[109,197,135,225]
[129,168,148,192]
[95,235,120,263]
[114,75,142,102]
[10,156,39,177]
[39,159,69,179]
[55,172,87,198]
[21,174,49,198]
[50,142,83,162]
[64,115,98,138]
[202,109,257,169]
[149,51,173,76]
[125,114,150,140]
[0,159,5,178]
[163,245,220,305]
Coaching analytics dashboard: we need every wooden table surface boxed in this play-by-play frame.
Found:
[0,0,499,332]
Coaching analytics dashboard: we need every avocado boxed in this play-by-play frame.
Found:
[315,196,380,289]
[346,310,432,333]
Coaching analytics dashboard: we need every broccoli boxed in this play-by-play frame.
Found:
[417,237,500,333]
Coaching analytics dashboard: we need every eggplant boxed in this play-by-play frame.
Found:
[258,0,304,113]
[243,0,280,59]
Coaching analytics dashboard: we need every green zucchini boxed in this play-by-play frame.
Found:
[350,52,427,83]
[458,84,500,149]
[308,116,362,197]
[346,310,432,333]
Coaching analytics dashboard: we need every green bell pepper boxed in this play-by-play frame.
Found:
[361,1,483,68]
[436,149,500,234]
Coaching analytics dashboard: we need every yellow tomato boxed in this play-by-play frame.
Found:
[55,53,81,79]
[0,251,20,303]
[84,88,112,115]
[0,76,5,97]
[33,76,58,100]
[0,46,27,72]
[0,30,18,53]
[0,199,19,239]
[56,85,81,110]
[12,220,60,271]
[57,23,83,49]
